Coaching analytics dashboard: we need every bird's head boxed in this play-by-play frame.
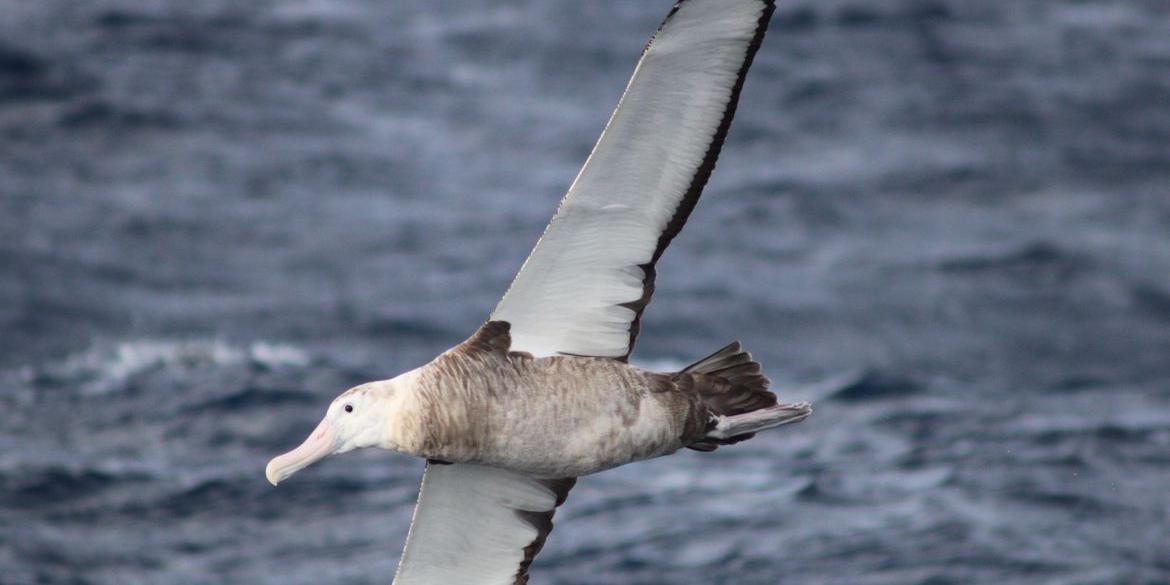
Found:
[265,380,398,486]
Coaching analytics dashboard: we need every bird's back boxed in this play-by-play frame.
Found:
[412,342,705,477]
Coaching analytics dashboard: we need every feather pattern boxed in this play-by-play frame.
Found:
[393,2,776,583]
[492,0,776,361]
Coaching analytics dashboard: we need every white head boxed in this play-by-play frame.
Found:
[265,380,398,486]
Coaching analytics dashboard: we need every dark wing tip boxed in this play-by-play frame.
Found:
[624,1,777,359]
[513,477,577,585]
[648,0,775,266]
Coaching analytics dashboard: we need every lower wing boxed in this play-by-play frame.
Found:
[392,463,574,585]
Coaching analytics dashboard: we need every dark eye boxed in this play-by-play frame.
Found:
[344,404,353,413]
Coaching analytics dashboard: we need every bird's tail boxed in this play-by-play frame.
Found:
[678,342,812,451]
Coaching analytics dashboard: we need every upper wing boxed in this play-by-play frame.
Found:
[394,2,775,584]
[392,463,574,585]
[493,0,776,360]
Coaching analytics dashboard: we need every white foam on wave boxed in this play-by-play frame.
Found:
[31,339,311,396]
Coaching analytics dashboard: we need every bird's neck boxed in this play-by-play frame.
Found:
[377,368,429,456]
[385,356,496,464]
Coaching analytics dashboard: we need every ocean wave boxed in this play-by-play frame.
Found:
[23,338,310,395]
[826,370,925,402]
[0,465,152,509]
[934,241,1089,283]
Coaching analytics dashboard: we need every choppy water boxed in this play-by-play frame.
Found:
[3,1,1169,584]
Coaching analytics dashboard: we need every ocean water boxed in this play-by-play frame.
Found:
[2,0,1169,584]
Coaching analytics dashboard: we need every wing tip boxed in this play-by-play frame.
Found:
[627,0,776,353]
[513,477,577,585]
[646,0,776,264]
[646,0,775,56]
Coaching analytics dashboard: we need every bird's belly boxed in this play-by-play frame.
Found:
[477,387,685,478]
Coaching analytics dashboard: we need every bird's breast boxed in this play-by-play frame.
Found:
[424,357,691,477]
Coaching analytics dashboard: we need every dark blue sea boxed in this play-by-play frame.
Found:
[2,1,1169,583]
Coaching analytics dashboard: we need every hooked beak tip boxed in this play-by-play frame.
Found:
[265,417,337,487]
[265,462,282,487]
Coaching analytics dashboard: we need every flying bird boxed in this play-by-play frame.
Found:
[265,0,810,582]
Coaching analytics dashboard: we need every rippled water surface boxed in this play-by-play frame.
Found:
[3,1,1169,584]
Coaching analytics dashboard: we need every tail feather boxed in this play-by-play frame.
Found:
[682,341,766,387]
[680,341,774,415]
[687,432,757,452]
[707,402,812,440]
[678,341,809,452]
[681,341,744,373]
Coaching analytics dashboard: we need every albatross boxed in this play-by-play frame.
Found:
[266,0,810,582]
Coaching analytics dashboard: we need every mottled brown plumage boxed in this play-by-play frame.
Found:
[263,4,813,582]
[391,321,775,478]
